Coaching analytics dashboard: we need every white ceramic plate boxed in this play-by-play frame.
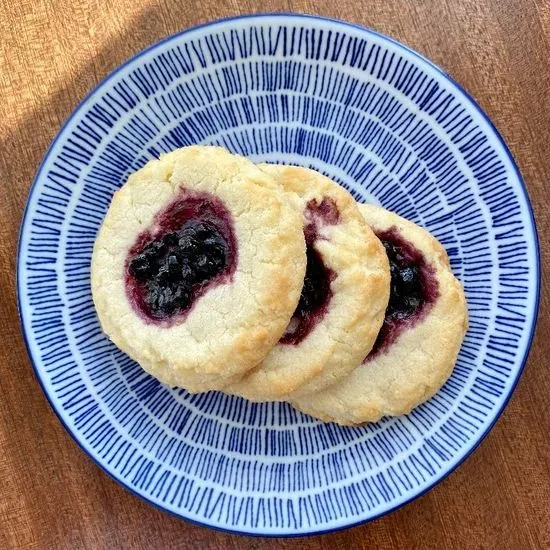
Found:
[18,14,539,536]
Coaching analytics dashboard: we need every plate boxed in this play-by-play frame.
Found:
[17,14,540,536]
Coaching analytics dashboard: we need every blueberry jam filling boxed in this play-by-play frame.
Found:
[125,191,236,324]
[280,197,338,345]
[280,244,334,345]
[129,221,229,316]
[303,197,340,242]
[306,197,340,226]
[367,227,438,359]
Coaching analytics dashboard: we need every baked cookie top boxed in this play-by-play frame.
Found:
[91,146,306,392]
[227,165,390,401]
[291,204,468,425]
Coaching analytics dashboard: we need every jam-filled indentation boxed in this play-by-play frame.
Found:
[125,190,237,325]
[280,197,338,345]
[280,244,334,345]
[366,227,439,359]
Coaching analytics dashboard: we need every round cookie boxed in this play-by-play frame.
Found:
[291,204,468,425]
[91,146,306,392]
[227,165,390,401]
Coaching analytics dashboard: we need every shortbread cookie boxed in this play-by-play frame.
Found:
[227,166,390,401]
[291,204,468,425]
[91,146,306,392]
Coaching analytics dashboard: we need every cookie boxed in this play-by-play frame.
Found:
[91,146,306,392]
[227,165,390,401]
[291,204,468,425]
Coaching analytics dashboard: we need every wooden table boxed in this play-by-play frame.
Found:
[1,1,549,548]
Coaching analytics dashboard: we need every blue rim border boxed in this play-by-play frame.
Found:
[16,12,541,538]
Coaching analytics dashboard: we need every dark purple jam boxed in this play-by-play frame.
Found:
[366,227,438,359]
[280,197,338,345]
[125,190,237,325]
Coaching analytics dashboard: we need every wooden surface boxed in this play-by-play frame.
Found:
[1,0,549,548]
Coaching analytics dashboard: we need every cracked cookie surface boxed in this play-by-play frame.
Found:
[91,146,306,392]
[227,166,390,401]
[291,205,468,425]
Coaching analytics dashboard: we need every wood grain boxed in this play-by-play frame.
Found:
[1,1,549,548]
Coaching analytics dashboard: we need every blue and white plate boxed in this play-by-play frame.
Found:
[18,14,539,536]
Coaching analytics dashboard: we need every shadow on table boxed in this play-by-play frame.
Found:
[7,5,243,543]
